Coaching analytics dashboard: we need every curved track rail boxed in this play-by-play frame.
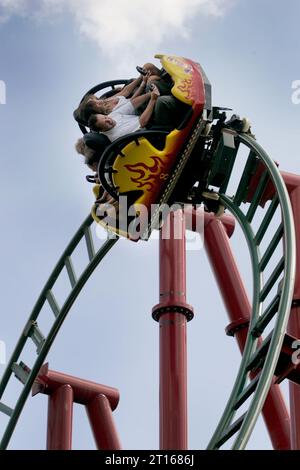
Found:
[0,131,296,450]
[206,133,296,449]
[0,216,118,449]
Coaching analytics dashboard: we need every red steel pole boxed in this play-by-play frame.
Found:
[47,384,73,450]
[203,216,290,450]
[86,394,122,450]
[282,172,300,449]
[33,363,119,410]
[152,210,193,450]
[34,364,121,450]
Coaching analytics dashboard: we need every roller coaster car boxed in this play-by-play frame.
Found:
[79,54,213,241]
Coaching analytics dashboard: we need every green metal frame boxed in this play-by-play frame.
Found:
[0,130,296,450]
[207,134,296,449]
[0,215,118,449]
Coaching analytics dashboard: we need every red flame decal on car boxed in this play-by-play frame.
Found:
[124,156,170,191]
[177,78,193,100]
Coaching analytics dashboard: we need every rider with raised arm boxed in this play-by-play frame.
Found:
[87,86,160,142]
[73,75,144,126]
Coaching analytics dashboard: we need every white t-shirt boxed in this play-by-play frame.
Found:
[112,96,136,115]
[102,97,141,142]
[102,112,141,142]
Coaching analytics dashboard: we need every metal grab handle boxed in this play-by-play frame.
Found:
[86,175,98,184]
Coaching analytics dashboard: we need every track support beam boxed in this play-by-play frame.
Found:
[33,363,121,450]
[203,215,291,450]
[153,210,193,450]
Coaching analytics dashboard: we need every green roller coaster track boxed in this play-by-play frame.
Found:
[0,131,296,449]
[0,218,119,449]
[207,134,295,449]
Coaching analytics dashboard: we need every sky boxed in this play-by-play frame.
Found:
[0,0,299,450]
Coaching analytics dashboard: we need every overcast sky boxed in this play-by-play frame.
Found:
[0,0,299,449]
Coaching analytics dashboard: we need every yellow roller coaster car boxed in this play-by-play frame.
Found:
[91,54,212,241]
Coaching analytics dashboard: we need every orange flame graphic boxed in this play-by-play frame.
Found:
[177,78,193,100]
[124,156,170,192]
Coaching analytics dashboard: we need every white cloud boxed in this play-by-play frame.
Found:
[0,0,234,73]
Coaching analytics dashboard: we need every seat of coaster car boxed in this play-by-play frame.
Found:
[77,54,213,240]
[84,132,111,151]
[83,129,171,186]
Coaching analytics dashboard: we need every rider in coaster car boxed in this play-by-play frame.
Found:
[73,76,145,127]
[75,137,116,206]
[75,137,99,172]
[137,62,189,129]
[87,85,160,142]
[138,62,173,95]
[74,61,188,131]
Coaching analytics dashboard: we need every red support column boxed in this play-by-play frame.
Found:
[33,363,119,410]
[203,215,290,450]
[152,210,193,450]
[86,394,122,450]
[282,172,300,449]
[47,384,73,450]
[33,363,121,450]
